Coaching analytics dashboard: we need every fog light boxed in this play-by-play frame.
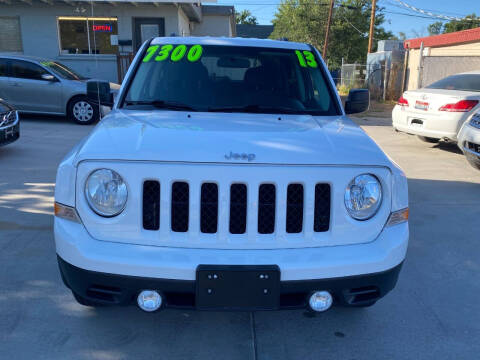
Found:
[137,290,162,312]
[309,291,333,312]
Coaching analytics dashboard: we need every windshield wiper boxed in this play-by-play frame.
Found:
[207,104,310,114]
[124,100,198,111]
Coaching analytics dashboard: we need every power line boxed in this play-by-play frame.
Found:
[387,0,480,21]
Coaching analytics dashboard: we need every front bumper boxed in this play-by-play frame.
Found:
[58,256,404,309]
[55,217,408,309]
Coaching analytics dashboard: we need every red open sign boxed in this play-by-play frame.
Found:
[93,24,112,32]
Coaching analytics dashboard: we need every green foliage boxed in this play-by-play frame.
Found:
[270,0,393,69]
[428,22,444,35]
[444,14,480,33]
[235,10,258,25]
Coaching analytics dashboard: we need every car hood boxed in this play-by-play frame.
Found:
[73,110,391,166]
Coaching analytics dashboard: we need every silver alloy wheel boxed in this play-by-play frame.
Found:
[73,101,94,122]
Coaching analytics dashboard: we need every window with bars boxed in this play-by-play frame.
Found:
[0,17,23,53]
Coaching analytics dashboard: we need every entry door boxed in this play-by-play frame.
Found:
[133,18,165,51]
[8,59,62,113]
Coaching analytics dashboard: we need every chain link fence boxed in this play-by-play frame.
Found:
[340,62,404,101]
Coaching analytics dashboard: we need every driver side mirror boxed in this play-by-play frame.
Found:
[87,80,114,107]
[345,89,369,114]
[41,73,57,82]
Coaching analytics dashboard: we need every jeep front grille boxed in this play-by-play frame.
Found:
[229,184,247,234]
[142,181,330,234]
[143,181,160,231]
[200,183,218,234]
[171,182,189,232]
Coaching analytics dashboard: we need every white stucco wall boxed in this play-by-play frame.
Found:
[178,7,191,36]
[192,15,232,37]
[0,2,180,82]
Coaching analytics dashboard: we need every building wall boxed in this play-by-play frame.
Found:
[177,7,191,36]
[406,42,480,90]
[0,2,180,83]
[192,15,232,37]
[406,49,421,90]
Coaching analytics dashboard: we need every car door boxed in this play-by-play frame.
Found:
[0,58,10,101]
[8,59,63,113]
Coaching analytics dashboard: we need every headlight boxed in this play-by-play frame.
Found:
[344,174,382,220]
[470,113,480,129]
[85,169,128,217]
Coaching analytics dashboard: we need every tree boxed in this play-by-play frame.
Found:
[428,22,444,35]
[235,10,258,25]
[270,0,393,69]
[443,13,480,33]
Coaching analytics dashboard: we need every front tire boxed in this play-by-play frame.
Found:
[417,136,440,143]
[67,96,99,125]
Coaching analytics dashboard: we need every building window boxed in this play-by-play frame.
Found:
[58,17,118,55]
[0,17,23,52]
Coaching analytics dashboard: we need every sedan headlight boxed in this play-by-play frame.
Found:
[344,174,382,220]
[85,169,128,217]
[470,113,480,129]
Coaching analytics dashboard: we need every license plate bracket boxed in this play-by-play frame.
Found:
[196,265,280,311]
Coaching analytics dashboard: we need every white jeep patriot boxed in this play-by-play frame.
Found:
[54,37,409,313]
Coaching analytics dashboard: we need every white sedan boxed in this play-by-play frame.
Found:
[392,72,480,142]
[458,111,480,170]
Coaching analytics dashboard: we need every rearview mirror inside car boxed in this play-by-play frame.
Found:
[345,89,370,114]
[87,80,114,107]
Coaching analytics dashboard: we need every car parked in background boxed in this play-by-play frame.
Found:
[0,55,120,125]
[0,99,19,147]
[458,111,480,170]
[392,72,480,143]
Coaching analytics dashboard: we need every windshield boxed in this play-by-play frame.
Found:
[123,44,339,115]
[40,61,85,81]
[426,74,480,92]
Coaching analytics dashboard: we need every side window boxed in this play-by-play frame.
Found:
[0,59,8,77]
[11,60,48,80]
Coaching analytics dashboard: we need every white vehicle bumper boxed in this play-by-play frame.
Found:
[392,105,467,141]
[55,217,408,281]
[55,217,408,309]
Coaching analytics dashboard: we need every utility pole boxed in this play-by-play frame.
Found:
[368,0,377,53]
[323,0,335,59]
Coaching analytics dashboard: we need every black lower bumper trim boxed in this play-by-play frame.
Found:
[58,256,403,310]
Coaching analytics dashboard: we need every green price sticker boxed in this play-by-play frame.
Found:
[296,50,318,68]
[142,44,204,63]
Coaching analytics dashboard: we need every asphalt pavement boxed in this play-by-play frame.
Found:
[0,114,479,360]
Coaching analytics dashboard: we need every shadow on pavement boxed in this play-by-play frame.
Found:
[1,169,479,360]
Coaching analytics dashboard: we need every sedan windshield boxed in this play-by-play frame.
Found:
[40,61,85,81]
[426,74,480,92]
[123,44,339,115]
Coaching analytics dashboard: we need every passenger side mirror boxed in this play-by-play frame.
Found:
[41,74,56,82]
[87,80,114,107]
[345,89,369,114]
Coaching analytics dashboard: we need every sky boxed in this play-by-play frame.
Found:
[216,0,480,39]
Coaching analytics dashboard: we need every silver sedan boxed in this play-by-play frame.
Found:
[0,55,119,125]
